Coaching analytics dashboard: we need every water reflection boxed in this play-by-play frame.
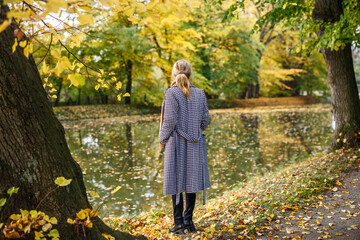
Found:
[64,106,333,217]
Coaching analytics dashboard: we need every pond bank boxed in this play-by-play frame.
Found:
[110,148,360,240]
[54,96,327,122]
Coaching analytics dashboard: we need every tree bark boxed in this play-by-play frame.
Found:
[0,3,145,239]
[125,59,132,105]
[313,0,360,150]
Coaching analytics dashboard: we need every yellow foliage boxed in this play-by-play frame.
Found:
[77,14,94,25]
[0,19,11,33]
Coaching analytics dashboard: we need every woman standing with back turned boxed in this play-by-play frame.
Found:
[159,59,211,234]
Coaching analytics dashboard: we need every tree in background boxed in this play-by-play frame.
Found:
[188,1,260,99]
[225,0,360,150]
[260,31,328,97]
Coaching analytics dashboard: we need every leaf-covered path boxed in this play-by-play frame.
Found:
[259,171,360,240]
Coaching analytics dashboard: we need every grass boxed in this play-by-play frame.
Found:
[109,148,360,239]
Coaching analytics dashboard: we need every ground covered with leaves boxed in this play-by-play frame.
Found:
[110,148,360,239]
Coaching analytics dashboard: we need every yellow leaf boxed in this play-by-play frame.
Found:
[12,38,18,53]
[77,14,94,25]
[23,46,29,58]
[68,74,79,87]
[42,61,49,74]
[343,138,347,143]
[49,217,57,225]
[77,210,87,220]
[0,19,11,33]
[117,94,121,101]
[54,177,72,187]
[29,42,33,54]
[20,209,29,217]
[10,214,20,220]
[30,210,39,219]
[67,218,74,224]
[115,82,122,90]
[123,92,130,97]
[19,40,27,48]
[90,191,100,198]
[102,233,115,240]
[86,221,93,229]
[51,49,61,59]
[95,84,100,91]
[89,210,99,218]
[111,186,121,194]
[34,231,44,238]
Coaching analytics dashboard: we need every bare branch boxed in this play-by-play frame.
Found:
[37,33,53,66]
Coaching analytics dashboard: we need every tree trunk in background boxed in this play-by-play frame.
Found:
[313,0,360,150]
[77,87,81,105]
[55,79,62,107]
[0,3,145,240]
[125,59,132,105]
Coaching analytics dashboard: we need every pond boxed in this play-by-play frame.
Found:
[64,104,333,218]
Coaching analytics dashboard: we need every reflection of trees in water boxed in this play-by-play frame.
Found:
[278,112,312,155]
[239,114,265,168]
[124,123,133,168]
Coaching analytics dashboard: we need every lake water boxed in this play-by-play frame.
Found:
[64,105,333,218]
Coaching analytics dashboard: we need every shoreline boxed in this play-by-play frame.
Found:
[54,96,328,122]
[110,148,360,239]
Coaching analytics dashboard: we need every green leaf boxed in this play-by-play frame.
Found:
[54,177,72,187]
[111,186,122,194]
[76,75,85,86]
[7,187,19,196]
[0,198,6,207]
[48,229,60,238]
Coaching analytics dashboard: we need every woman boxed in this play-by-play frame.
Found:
[159,59,211,234]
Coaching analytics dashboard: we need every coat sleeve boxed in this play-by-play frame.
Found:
[159,90,178,144]
[200,91,210,131]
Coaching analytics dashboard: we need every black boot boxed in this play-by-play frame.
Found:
[169,223,186,234]
[184,220,196,232]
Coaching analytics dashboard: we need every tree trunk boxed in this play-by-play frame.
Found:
[0,3,145,240]
[77,87,81,105]
[125,59,132,105]
[313,0,360,151]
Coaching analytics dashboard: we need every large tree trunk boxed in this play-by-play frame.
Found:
[0,3,145,240]
[125,59,132,105]
[313,0,360,151]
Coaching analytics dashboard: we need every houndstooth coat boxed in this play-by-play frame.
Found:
[159,84,211,205]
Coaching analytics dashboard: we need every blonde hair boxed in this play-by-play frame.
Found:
[171,59,193,99]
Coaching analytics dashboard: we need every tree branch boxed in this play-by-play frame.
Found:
[37,33,52,66]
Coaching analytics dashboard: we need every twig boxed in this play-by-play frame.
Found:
[35,186,59,210]
[37,33,53,66]
[58,39,101,74]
